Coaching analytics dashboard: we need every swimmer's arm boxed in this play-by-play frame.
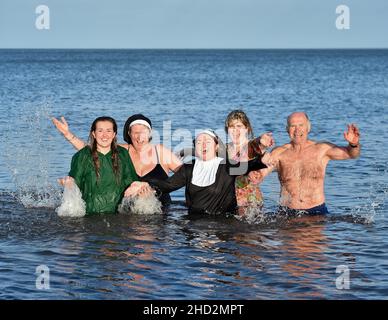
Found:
[175,148,195,165]
[254,132,275,154]
[247,170,265,184]
[255,164,276,180]
[247,152,277,183]
[325,124,361,160]
[52,116,86,150]
[158,144,183,173]
[255,147,283,179]
[247,156,268,172]
[122,159,139,188]
[255,167,272,180]
[325,143,361,160]
[148,165,187,193]
[68,152,85,188]
[225,154,267,177]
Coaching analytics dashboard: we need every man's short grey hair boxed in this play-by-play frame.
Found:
[286,112,311,131]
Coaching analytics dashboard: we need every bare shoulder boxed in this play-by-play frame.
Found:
[271,144,291,157]
[156,143,173,155]
[118,143,130,149]
[315,141,337,151]
[156,143,178,161]
[156,144,183,171]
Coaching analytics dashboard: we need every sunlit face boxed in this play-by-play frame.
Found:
[129,124,151,148]
[195,134,217,161]
[287,114,310,144]
[92,121,116,151]
[228,119,249,145]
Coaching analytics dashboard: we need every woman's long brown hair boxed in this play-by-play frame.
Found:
[88,116,120,183]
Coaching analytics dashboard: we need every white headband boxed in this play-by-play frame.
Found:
[196,130,218,140]
[129,119,151,130]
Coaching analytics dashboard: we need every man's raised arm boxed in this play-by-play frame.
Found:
[326,124,361,160]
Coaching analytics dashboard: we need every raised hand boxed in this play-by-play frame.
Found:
[259,132,275,149]
[344,124,360,146]
[52,116,70,136]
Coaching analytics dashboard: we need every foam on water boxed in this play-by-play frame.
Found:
[234,205,267,224]
[345,163,388,224]
[235,204,312,225]
[14,186,62,209]
[349,182,388,224]
[118,193,163,215]
[56,183,86,217]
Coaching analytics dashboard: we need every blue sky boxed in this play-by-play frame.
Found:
[0,0,387,48]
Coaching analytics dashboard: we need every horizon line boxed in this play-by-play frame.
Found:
[1,47,388,50]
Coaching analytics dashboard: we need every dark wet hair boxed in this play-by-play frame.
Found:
[123,114,152,144]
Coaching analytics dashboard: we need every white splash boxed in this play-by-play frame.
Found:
[118,193,162,215]
[349,180,388,224]
[56,183,86,217]
[235,204,268,224]
[1,102,62,208]
[16,185,62,209]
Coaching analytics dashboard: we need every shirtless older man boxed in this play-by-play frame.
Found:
[261,112,360,215]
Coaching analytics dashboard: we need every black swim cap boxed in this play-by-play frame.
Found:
[123,114,152,144]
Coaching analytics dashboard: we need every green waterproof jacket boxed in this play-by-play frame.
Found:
[69,146,138,215]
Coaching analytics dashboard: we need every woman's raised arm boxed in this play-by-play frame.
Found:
[52,116,87,150]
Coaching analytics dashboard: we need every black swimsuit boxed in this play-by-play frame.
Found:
[129,146,171,206]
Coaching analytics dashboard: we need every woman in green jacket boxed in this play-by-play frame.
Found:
[67,116,138,215]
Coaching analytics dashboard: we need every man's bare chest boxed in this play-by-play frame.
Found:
[278,150,326,182]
